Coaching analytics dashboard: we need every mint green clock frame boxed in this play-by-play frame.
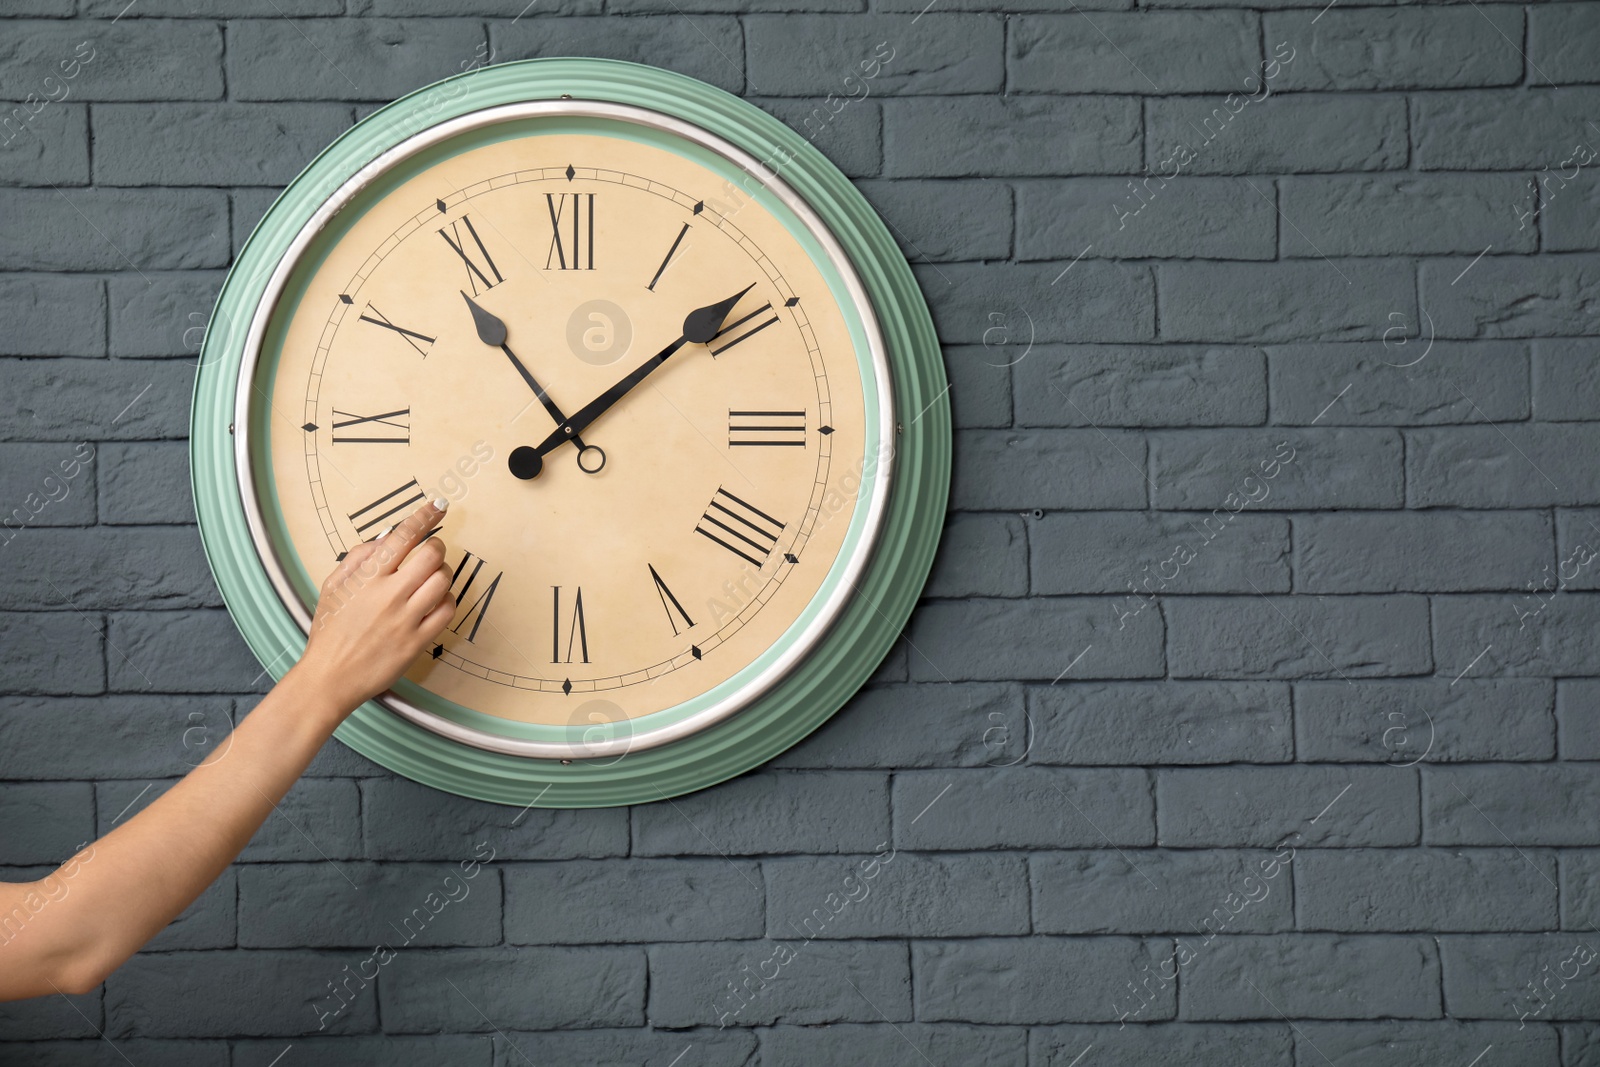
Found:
[190,58,949,808]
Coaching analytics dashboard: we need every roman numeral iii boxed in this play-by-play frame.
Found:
[728,409,805,447]
[449,551,503,644]
[696,488,786,568]
[438,215,504,295]
[545,192,595,270]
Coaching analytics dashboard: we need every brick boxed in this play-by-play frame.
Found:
[952,430,1148,510]
[1529,4,1600,83]
[881,0,1128,9]
[0,188,228,270]
[1181,935,1441,1020]
[884,96,1141,177]
[1427,765,1600,846]
[772,683,1027,769]
[0,526,218,610]
[1414,89,1600,170]
[1028,681,1293,765]
[0,694,236,780]
[854,179,1011,262]
[1267,8,1522,90]
[228,20,483,101]
[231,187,282,255]
[633,770,888,855]
[649,940,909,1026]
[0,610,104,695]
[0,101,88,186]
[0,274,104,357]
[106,610,267,692]
[1268,341,1529,424]
[0,782,93,865]
[1563,851,1600,929]
[1010,13,1257,94]
[0,992,101,1041]
[491,17,743,94]
[924,512,1027,597]
[495,1031,754,1066]
[1535,340,1600,421]
[1423,254,1600,339]
[1441,935,1600,1019]
[1158,260,1415,343]
[1561,1025,1600,1067]
[376,0,598,11]
[1560,680,1600,759]
[1280,175,1535,256]
[0,22,222,101]
[0,0,71,12]
[1409,426,1600,507]
[1031,1024,1293,1067]
[1032,849,1295,934]
[1158,765,1420,846]
[0,359,195,441]
[1018,178,1275,261]
[1298,680,1556,763]
[360,778,627,861]
[1146,95,1408,176]
[919,262,1156,345]
[1435,594,1600,677]
[107,951,377,1036]
[1542,152,1600,252]
[101,777,361,860]
[747,15,1002,95]
[614,0,844,12]
[1294,1022,1556,1067]
[1298,849,1557,932]
[240,861,499,948]
[941,346,1012,429]
[94,103,352,186]
[6,1041,231,1066]
[108,271,224,359]
[0,442,98,526]
[915,938,1173,1023]
[894,768,1155,849]
[228,20,485,101]
[1297,511,1552,593]
[1030,512,1290,595]
[1168,595,1432,680]
[505,859,762,944]
[98,442,192,524]
[234,1037,491,1067]
[752,98,880,177]
[907,597,1164,683]
[85,0,340,10]
[1152,430,1401,509]
[767,852,1029,938]
[1014,345,1267,428]
[763,1025,1026,1067]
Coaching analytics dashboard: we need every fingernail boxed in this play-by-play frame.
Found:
[376,526,393,541]
[432,497,449,512]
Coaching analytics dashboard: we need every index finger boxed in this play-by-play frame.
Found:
[373,498,448,574]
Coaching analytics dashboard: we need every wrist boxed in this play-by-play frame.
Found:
[278,658,364,734]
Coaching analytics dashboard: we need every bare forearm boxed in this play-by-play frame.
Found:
[0,665,346,999]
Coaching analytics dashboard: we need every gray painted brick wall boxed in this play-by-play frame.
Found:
[0,0,1596,1064]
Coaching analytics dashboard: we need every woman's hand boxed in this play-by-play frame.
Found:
[294,499,456,714]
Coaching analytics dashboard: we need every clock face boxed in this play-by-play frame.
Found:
[244,107,892,756]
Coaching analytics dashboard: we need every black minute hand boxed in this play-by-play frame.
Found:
[517,286,754,473]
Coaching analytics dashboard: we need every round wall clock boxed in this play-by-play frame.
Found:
[192,58,949,808]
